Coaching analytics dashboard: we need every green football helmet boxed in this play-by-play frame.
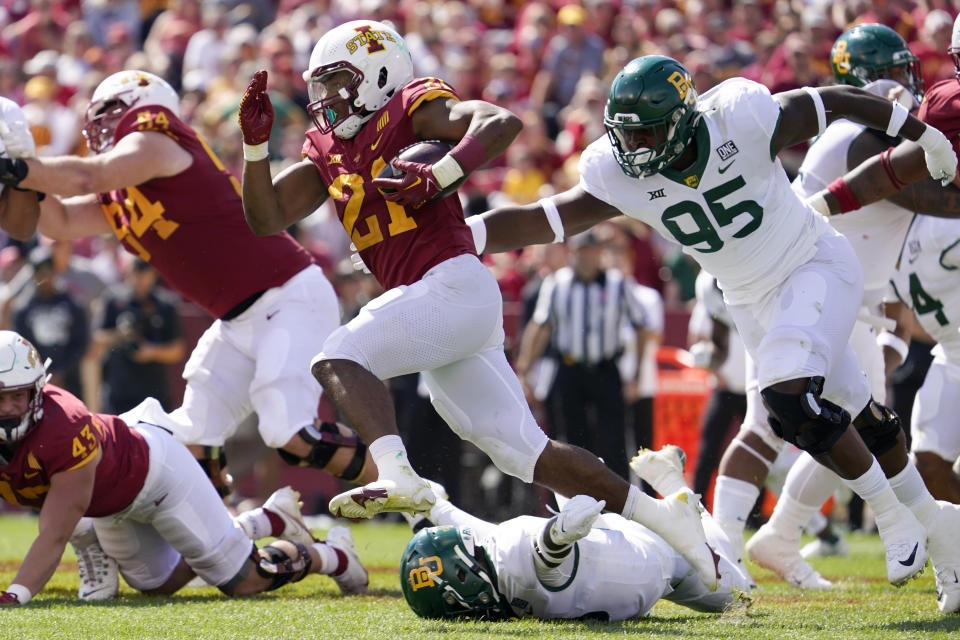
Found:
[400,525,512,620]
[831,23,924,102]
[604,55,701,178]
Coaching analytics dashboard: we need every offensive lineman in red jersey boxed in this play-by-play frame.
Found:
[0,70,376,491]
[0,330,367,606]
[239,19,722,590]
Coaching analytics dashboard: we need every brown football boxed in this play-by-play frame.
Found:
[376,139,466,200]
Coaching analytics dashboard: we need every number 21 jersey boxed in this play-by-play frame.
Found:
[302,78,476,291]
[579,78,832,306]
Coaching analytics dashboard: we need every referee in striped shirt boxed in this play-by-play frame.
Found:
[516,230,648,479]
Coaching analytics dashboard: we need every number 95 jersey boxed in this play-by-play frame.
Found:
[579,78,832,306]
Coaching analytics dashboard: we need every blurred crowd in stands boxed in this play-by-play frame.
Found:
[0,0,956,519]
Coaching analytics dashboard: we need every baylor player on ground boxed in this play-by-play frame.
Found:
[469,54,957,588]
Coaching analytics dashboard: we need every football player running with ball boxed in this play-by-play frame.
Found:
[239,20,723,591]
[470,54,958,588]
[0,331,367,607]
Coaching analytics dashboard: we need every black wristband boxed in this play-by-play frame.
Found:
[0,158,28,188]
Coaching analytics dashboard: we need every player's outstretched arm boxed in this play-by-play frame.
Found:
[472,186,621,255]
[774,85,956,186]
[4,451,99,605]
[0,132,191,197]
[810,137,960,217]
[36,194,112,240]
[239,70,327,235]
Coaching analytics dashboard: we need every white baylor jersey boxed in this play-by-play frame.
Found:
[580,78,832,306]
[891,215,960,364]
[792,119,914,304]
[486,515,675,620]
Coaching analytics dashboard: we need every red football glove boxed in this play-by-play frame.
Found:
[238,70,274,145]
[372,158,445,208]
[0,591,21,606]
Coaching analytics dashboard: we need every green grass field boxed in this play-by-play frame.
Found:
[1,513,959,640]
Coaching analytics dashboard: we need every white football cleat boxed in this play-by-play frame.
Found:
[800,534,849,559]
[630,445,688,496]
[70,518,119,601]
[263,486,317,546]
[329,472,436,519]
[650,489,719,591]
[325,526,369,595]
[746,525,832,590]
[876,504,928,587]
[927,501,960,613]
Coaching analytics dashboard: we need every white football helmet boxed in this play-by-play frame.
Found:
[0,331,50,444]
[82,70,180,153]
[303,20,414,139]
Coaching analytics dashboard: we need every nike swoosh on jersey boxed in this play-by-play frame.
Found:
[718,161,735,174]
[24,471,39,479]
[898,542,919,567]
[370,134,383,151]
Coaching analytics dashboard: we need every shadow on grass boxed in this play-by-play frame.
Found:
[411,614,717,635]
[34,584,407,607]
[883,618,960,633]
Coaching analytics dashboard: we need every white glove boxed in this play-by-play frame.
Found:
[549,495,605,546]
[0,98,35,158]
[805,191,831,217]
[348,242,370,274]
[916,124,957,186]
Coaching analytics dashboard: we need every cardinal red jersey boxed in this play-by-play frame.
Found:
[99,105,314,318]
[302,77,476,290]
[0,386,149,517]
[919,77,960,159]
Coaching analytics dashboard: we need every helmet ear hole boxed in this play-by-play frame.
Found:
[377,67,388,89]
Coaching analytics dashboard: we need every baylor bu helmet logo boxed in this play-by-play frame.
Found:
[408,555,443,591]
[346,25,396,54]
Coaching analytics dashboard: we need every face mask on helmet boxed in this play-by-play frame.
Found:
[0,331,50,445]
[81,70,180,153]
[303,20,414,139]
[604,56,701,178]
[832,24,925,103]
[400,526,512,620]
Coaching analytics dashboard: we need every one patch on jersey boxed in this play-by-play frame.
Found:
[715,140,739,161]
[648,188,666,200]
[907,238,922,264]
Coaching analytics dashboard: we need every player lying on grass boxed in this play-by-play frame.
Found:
[0,330,366,606]
[399,445,750,621]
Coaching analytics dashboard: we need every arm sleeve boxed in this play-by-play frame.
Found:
[531,517,578,589]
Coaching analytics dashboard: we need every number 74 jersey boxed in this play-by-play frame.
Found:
[579,78,833,306]
[890,215,960,364]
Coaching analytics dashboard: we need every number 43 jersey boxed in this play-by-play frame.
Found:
[891,215,960,364]
[0,385,149,517]
[580,78,832,306]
